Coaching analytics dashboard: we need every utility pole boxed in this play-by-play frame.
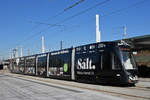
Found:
[123,25,127,39]
[96,14,101,43]
[42,36,45,53]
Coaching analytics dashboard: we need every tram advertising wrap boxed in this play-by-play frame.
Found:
[49,49,72,80]
[75,44,98,82]
[25,56,36,75]
[9,41,138,85]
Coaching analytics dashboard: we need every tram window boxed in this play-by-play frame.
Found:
[49,53,71,76]
[37,57,47,75]
[112,53,121,70]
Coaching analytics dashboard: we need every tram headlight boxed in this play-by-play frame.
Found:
[129,75,138,81]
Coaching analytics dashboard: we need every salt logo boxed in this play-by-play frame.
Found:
[77,58,95,70]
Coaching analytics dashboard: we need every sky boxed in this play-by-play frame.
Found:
[0,0,150,59]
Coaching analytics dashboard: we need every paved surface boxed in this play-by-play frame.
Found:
[1,70,150,100]
[0,73,126,100]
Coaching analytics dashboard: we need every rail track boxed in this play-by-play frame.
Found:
[131,86,150,91]
[80,87,150,100]
[116,84,150,92]
[4,73,150,100]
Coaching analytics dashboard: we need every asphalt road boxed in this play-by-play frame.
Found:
[0,74,126,100]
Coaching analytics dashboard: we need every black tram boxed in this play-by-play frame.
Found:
[75,42,138,84]
[9,41,138,85]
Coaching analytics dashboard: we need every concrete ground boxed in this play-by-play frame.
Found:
[0,73,126,100]
[0,71,150,100]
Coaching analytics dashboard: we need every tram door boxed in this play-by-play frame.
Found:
[99,50,114,82]
[37,55,47,77]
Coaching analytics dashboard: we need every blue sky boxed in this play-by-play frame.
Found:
[0,0,150,59]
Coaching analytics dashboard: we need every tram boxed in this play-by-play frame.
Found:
[10,41,138,85]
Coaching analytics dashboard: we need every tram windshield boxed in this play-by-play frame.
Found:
[121,51,136,70]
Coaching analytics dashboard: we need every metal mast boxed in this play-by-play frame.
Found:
[96,14,101,43]
[42,36,45,53]
[60,40,63,50]
[123,25,127,39]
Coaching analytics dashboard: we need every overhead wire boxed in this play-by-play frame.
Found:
[30,0,85,29]
[16,0,110,46]
[55,0,110,24]
[100,0,149,37]
[17,0,85,45]
[102,0,149,17]
[11,0,150,57]
[81,0,149,33]
[17,0,148,46]
[29,21,64,27]
[99,0,149,40]
[64,0,85,11]
[46,0,85,21]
